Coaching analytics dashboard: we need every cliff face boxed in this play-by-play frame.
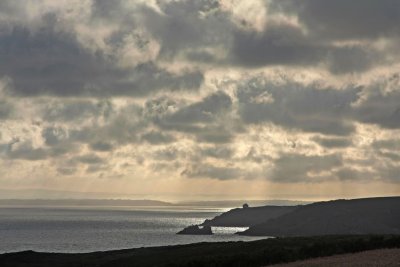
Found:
[201,206,297,227]
[240,197,400,236]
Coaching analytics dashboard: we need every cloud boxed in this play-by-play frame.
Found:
[0,25,203,98]
[271,0,400,40]
[0,100,13,119]
[1,0,400,193]
[5,141,51,161]
[182,163,243,180]
[200,146,233,159]
[155,91,235,143]
[89,141,114,152]
[237,77,359,136]
[140,130,176,145]
[312,136,353,149]
[353,79,400,129]
[270,153,343,183]
[75,154,104,165]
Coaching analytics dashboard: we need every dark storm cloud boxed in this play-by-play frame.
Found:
[237,78,359,136]
[271,0,400,40]
[0,27,203,97]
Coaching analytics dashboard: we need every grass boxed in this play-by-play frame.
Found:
[1,235,400,267]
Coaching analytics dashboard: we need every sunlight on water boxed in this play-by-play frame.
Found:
[0,207,266,253]
[212,227,249,235]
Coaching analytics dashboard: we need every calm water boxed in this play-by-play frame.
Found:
[0,207,265,253]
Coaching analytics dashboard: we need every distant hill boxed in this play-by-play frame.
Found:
[201,205,297,227]
[240,197,400,236]
[0,199,173,207]
[178,200,309,207]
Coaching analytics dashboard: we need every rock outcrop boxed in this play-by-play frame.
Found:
[177,225,213,235]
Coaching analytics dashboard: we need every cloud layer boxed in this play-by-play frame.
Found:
[0,0,399,199]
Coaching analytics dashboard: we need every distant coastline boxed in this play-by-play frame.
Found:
[0,198,309,208]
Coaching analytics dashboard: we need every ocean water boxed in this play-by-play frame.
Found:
[0,207,265,253]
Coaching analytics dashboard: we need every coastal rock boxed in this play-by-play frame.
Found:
[177,225,212,235]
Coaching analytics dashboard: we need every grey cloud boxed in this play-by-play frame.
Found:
[42,100,113,122]
[153,147,181,161]
[141,130,176,145]
[1,137,73,161]
[231,23,324,67]
[237,78,359,136]
[312,136,353,149]
[0,27,203,97]
[377,164,400,182]
[270,153,343,183]
[334,167,375,181]
[0,100,13,119]
[6,141,49,161]
[154,91,235,143]
[57,167,76,176]
[272,0,400,40]
[86,164,108,174]
[162,91,232,124]
[140,0,230,58]
[354,84,400,129]
[75,154,104,165]
[200,146,233,159]
[372,139,400,151]
[195,130,233,144]
[326,46,375,75]
[182,163,243,180]
[90,141,114,152]
[42,127,68,146]
[379,151,400,162]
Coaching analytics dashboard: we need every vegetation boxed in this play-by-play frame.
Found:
[1,235,400,267]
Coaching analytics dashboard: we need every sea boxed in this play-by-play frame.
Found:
[0,206,265,253]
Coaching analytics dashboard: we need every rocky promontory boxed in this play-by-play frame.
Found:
[177,225,213,235]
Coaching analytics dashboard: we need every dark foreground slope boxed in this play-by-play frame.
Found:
[201,206,297,227]
[241,197,400,237]
[1,235,399,267]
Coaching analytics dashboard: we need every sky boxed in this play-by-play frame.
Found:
[0,0,400,201]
